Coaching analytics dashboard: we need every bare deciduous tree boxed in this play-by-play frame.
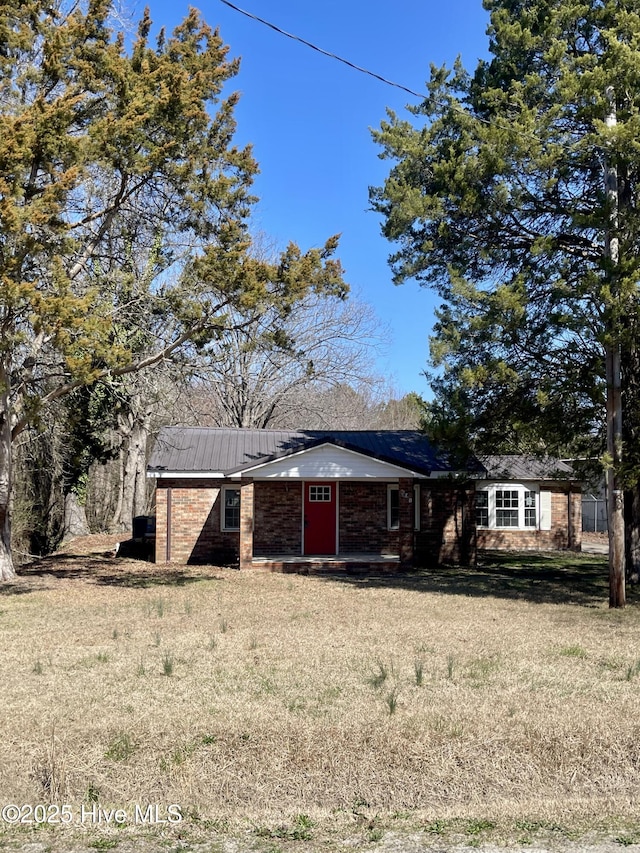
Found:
[184,293,388,429]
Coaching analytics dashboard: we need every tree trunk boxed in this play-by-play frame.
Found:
[604,87,625,608]
[608,478,626,605]
[110,447,125,533]
[62,491,90,541]
[87,458,118,532]
[0,361,16,580]
[622,332,640,581]
[606,343,625,607]
[112,414,149,533]
[133,428,148,518]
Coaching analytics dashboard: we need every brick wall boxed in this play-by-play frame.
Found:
[155,479,239,564]
[154,478,476,566]
[153,477,578,567]
[339,482,394,552]
[398,478,415,565]
[253,482,302,556]
[252,482,403,556]
[338,481,475,564]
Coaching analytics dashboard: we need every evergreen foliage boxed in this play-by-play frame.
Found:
[0,0,346,577]
[371,0,640,604]
[371,0,640,454]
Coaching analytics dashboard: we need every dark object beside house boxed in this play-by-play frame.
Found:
[132,515,156,543]
[147,428,581,570]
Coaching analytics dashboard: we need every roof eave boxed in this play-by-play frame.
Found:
[147,470,225,479]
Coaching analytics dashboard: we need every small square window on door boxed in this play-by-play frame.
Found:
[309,485,331,502]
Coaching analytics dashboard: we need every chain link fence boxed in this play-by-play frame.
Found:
[582,495,607,533]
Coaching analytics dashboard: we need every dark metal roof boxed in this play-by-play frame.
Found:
[147,427,453,477]
[477,455,576,481]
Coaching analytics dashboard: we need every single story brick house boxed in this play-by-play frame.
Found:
[147,428,582,569]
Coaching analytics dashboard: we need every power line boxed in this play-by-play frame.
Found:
[216,0,553,147]
[217,0,427,99]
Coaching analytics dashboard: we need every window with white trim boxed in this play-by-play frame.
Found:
[524,490,537,527]
[475,490,489,527]
[475,484,539,530]
[309,485,331,502]
[495,489,519,527]
[221,487,240,531]
[388,485,399,530]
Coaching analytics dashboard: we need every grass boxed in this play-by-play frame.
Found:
[104,733,136,762]
[2,547,640,850]
[88,838,118,850]
[559,643,588,658]
[161,650,174,676]
[625,659,640,681]
[255,813,315,842]
[385,686,399,715]
[446,652,455,679]
[366,658,390,689]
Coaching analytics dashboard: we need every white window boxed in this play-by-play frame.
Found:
[309,485,331,502]
[476,484,542,530]
[496,489,519,527]
[524,491,537,527]
[475,490,489,527]
[221,487,240,531]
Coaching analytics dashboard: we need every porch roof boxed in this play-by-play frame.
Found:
[147,427,455,478]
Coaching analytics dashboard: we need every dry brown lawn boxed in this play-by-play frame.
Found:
[1,541,640,850]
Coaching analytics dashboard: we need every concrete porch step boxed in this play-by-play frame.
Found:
[249,553,401,574]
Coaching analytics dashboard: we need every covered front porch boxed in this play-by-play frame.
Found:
[237,472,418,571]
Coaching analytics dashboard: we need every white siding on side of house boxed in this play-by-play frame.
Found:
[235,443,423,479]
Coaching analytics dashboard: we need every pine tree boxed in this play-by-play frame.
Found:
[0,1,345,579]
[371,0,640,606]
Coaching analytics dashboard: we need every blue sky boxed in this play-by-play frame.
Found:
[144,0,491,398]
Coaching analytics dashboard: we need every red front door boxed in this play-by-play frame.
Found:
[304,482,337,555]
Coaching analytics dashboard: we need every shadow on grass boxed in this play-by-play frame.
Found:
[320,551,632,608]
[0,581,40,596]
[2,550,226,594]
[95,566,227,588]
[2,547,634,610]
